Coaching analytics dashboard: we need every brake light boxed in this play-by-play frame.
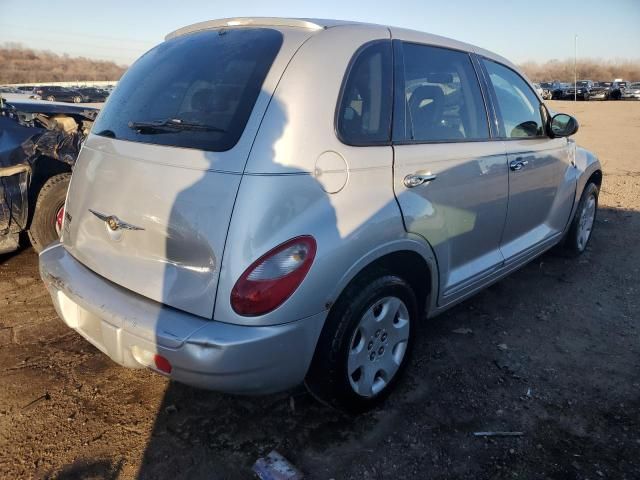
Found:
[231,236,316,316]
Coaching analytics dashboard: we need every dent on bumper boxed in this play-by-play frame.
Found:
[39,243,326,394]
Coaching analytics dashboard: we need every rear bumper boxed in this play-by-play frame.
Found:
[39,243,326,394]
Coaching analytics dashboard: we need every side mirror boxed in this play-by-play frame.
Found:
[550,113,579,137]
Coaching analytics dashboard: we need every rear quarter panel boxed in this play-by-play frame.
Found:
[215,25,437,326]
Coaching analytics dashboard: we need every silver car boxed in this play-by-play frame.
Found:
[622,82,640,100]
[39,17,602,412]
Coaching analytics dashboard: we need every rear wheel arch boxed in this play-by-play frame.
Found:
[328,246,436,322]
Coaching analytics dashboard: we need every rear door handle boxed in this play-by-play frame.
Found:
[404,172,437,188]
[509,158,529,171]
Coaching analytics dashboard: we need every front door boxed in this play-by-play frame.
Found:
[480,59,576,262]
[392,41,509,302]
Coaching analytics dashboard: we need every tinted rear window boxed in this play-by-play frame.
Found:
[93,28,283,152]
[336,41,393,146]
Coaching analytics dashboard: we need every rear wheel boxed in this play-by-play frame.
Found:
[46,95,55,102]
[28,173,70,253]
[305,271,417,413]
[73,96,82,103]
[563,182,599,256]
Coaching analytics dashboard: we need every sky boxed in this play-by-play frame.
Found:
[2,0,639,66]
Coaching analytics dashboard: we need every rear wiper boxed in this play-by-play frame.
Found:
[128,118,226,134]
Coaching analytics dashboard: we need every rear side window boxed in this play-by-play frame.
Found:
[395,43,489,143]
[336,41,392,146]
[93,28,283,152]
[482,59,544,138]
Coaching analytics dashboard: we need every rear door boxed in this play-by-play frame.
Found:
[62,27,313,319]
[480,59,575,263]
[392,41,509,303]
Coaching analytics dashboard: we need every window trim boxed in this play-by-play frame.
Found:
[334,39,394,147]
[391,40,493,146]
[478,57,550,141]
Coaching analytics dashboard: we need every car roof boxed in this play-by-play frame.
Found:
[165,17,512,68]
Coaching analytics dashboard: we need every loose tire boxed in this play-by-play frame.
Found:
[306,271,418,413]
[563,182,599,256]
[28,173,70,253]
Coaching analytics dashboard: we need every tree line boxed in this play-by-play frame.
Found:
[519,59,640,83]
[0,44,126,84]
[1,44,639,85]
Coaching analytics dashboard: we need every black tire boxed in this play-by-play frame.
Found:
[28,173,70,253]
[563,182,599,256]
[305,271,418,413]
[46,95,55,102]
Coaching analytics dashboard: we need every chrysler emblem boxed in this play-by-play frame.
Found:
[89,209,144,231]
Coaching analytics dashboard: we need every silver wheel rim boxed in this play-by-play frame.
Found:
[577,194,596,251]
[347,296,410,398]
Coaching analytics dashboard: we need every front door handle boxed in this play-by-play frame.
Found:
[404,172,437,188]
[509,158,529,171]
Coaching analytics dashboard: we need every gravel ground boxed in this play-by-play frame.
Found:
[0,100,639,479]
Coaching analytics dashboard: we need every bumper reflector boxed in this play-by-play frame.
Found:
[154,354,172,374]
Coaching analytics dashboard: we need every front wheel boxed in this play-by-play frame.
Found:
[563,182,599,256]
[305,271,418,413]
[46,95,55,102]
[28,173,70,253]
[73,96,82,103]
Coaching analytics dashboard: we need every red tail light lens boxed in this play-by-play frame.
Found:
[153,354,172,374]
[231,236,317,316]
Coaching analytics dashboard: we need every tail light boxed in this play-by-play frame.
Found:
[231,236,316,316]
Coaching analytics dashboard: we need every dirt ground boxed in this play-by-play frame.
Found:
[1,100,639,479]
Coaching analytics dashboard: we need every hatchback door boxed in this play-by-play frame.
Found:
[62,27,313,318]
[480,59,576,262]
[391,41,509,302]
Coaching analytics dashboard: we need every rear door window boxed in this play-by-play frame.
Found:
[482,59,544,138]
[93,28,283,152]
[394,42,489,143]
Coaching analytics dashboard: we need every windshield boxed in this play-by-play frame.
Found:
[93,28,283,152]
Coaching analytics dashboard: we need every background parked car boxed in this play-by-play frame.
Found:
[75,87,109,102]
[34,86,87,103]
[564,80,593,100]
[564,80,610,101]
[0,86,41,101]
[609,80,628,100]
[542,81,570,99]
[586,81,610,100]
[622,82,640,100]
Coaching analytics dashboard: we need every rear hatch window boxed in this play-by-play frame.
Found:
[93,28,283,152]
